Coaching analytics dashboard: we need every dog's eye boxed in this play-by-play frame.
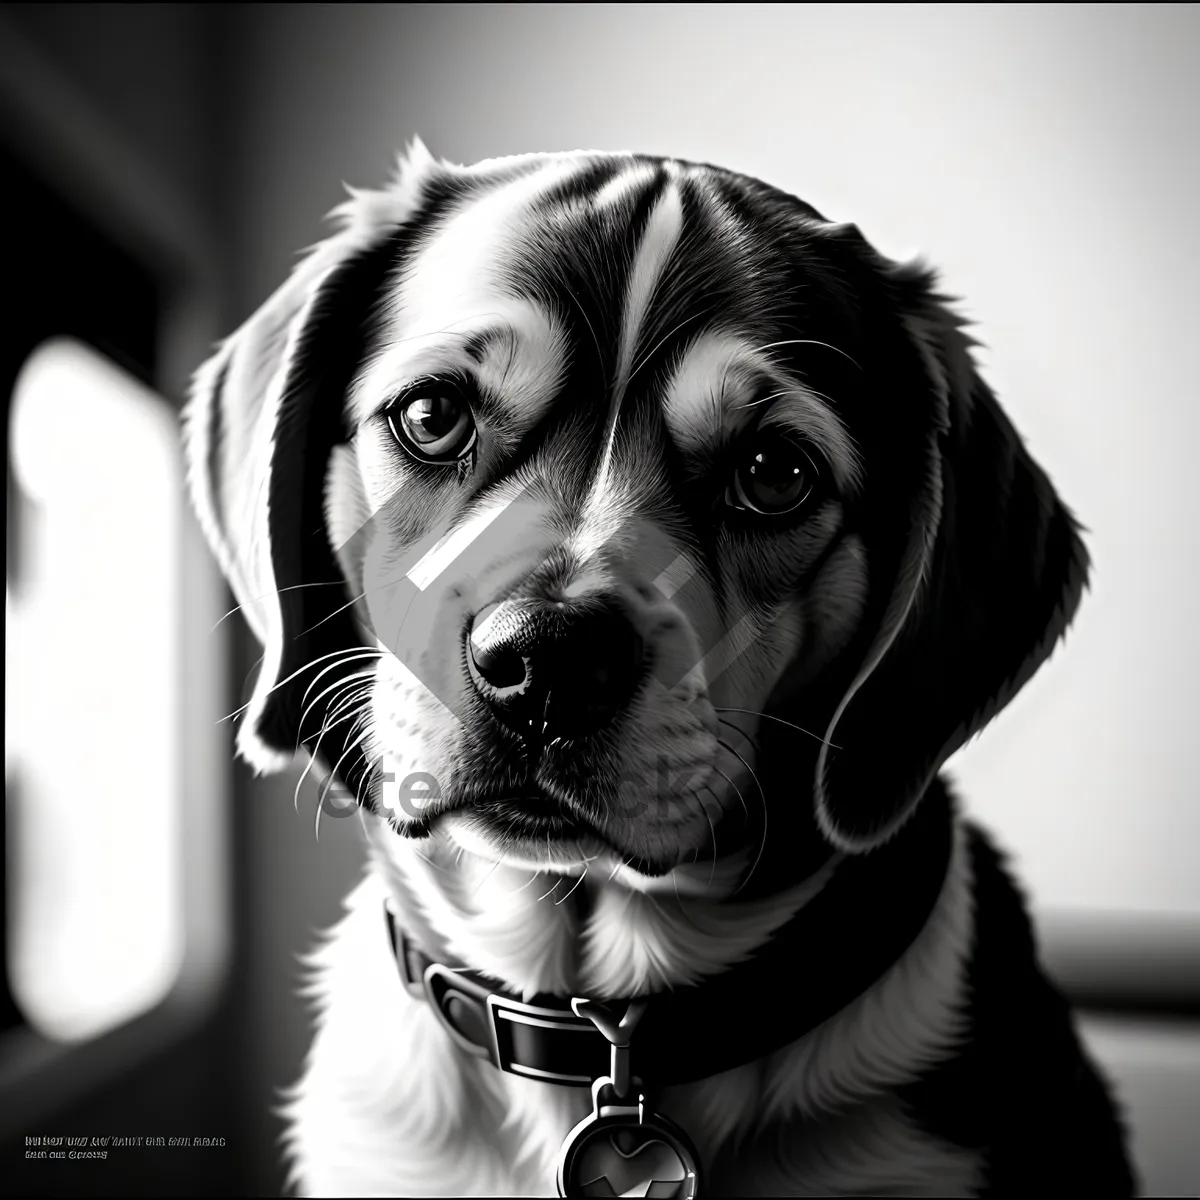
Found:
[727,429,821,516]
[385,380,477,464]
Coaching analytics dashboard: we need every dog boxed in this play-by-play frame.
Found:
[183,140,1137,1197]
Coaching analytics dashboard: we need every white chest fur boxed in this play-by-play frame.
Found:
[279,817,983,1198]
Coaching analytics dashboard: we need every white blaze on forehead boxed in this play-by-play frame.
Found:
[574,171,685,562]
[348,159,582,425]
[567,467,640,565]
[591,173,684,488]
[613,170,685,403]
[592,161,658,212]
[663,328,863,490]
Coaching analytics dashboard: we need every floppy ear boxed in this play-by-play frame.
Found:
[808,225,1090,852]
[182,138,440,778]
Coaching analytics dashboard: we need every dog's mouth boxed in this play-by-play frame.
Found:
[413,784,685,879]
[469,787,583,841]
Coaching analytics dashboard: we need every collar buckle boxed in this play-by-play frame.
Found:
[388,905,607,1085]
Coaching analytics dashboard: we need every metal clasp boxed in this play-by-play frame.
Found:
[570,997,648,1101]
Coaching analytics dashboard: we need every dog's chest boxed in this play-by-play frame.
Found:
[290,995,980,1197]
[491,1060,982,1198]
[282,830,984,1197]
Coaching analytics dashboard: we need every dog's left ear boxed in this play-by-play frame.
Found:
[808,223,1090,853]
[182,138,441,775]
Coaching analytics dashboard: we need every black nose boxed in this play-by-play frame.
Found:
[466,599,646,743]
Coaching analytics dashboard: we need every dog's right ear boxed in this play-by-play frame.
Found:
[801,221,1090,854]
[182,137,442,775]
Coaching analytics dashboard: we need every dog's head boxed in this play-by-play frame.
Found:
[185,141,1087,887]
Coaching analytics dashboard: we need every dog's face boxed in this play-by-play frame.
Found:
[185,142,1088,889]
[338,156,874,883]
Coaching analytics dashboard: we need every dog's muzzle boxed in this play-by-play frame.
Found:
[466,597,647,745]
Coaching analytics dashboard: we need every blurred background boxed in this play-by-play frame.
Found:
[2,3,1198,1195]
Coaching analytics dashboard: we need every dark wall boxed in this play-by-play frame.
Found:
[2,7,371,1194]
[4,3,226,235]
[0,5,264,1196]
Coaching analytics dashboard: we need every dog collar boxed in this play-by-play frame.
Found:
[385,788,953,1197]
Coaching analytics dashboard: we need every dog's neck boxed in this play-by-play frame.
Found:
[364,815,845,1004]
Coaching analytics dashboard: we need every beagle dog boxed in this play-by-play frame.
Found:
[184,141,1137,1197]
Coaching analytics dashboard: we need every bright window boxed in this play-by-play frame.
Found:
[6,337,185,1043]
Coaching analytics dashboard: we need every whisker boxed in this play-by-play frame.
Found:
[733,387,792,412]
[627,306,712,387]
[688,787,719,887]
[220,645,383,724]
[293,749,320,815]
[471,852,507,895]
[300,688,371,760]
[714,735,773,894]
[300,671,374,734]
[670,869,694,922]
[717,715,762,756]
[665,860,721,932]
[554,864,588,906]
[295,589,370,639]
[354,749,387,818]
[714,747,750,819]
[290,560,438,641]
[301,672,374,736]
[715,737,764,816]
[718,762,768,898]
[300,649,385,708]
[562,285,605,376]
[293,674,370,816]
[407,839,454,874]
[752,337,862,372]
[315,715,373,839]
[714,707,837,749]
[211,581,349,632]
[312,685,374,797]
[504,868,544,896]
[321,679,373,729]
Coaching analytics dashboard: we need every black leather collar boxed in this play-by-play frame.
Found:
[386,787,954,1090]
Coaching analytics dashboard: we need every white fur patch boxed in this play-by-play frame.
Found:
[347,294,568,431]
[592,160,657,211]
[282,815,980,1196]
[345,159,580,431]
[662,328,863,490]
[579,853,841,997]
[591,177,685,496]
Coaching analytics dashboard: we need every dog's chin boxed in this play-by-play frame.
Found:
[436,808,752,899]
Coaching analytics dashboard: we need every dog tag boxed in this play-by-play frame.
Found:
[556,1076,700,1199]
[557,999,700,1198]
